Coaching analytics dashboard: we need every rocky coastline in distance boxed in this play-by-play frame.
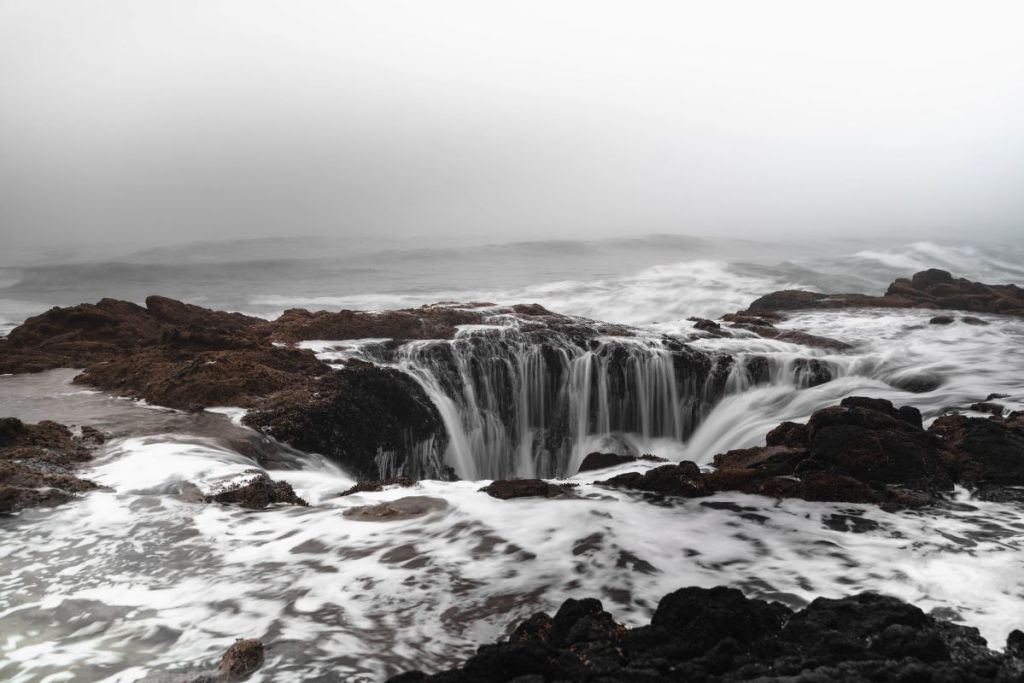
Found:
[2,268,1024,681]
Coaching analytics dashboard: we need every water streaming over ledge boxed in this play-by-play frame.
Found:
[310,320,843,480]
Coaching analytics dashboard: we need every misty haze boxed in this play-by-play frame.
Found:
[2,2,1024,682]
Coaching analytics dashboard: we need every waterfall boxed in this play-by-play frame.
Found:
[329,322,841,480]
[356,326,730,479]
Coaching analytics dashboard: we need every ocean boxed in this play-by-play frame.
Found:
[1,234,1023,681]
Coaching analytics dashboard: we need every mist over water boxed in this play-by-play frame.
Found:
[3,235,1023,328]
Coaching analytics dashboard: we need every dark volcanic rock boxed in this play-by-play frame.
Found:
[0,418,103,513]
[929,413,1024,489]
[269,304,486,343]
[601,397,953,507]
[388,587,1024,682]
[205,474,309,509]
[480,479,577,500]
[765,421,808,448]
[217,638,264,681]
[75,345,329,411]
[599,462,708,497]
[576,452,640,473]
[243,368,449,480]
[930,315,956,325]
[743,269,1024,317]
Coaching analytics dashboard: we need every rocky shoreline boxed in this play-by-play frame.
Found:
[2,268,1023,506]
[387,586,1024,682]
[2,268,1024,680]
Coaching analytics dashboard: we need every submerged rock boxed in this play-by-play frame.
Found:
[204,474,309,509]
[343,495,448,521]
[388,586,1024,682]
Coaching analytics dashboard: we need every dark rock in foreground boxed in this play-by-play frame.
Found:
[600,396,1024,507]
[481,479,578,500]
[204,474,309,509]
[744,268,1024,317]
[190,637,265,682]
[0,417,104,513]
[388,586,1024,682]
[343,495,449,521]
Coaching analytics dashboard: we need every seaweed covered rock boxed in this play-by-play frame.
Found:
[204,474,309,509]
[388,587,1024,682]
[0,418,104,512]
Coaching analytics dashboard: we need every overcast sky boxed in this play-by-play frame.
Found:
[2,0,1023,248]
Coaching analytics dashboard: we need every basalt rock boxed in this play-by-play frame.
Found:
[74,345,328,411]
[269,304,487,343]
[243,368,449,481]
[388,587,1024,682]
[0,296,270,374]
[599,462,708,497]
[480,479,578,500]
[0,418,104,513]
[211,638,265,682]
[744,269,1024,317]
[601,397,951,507]
[575,452,666,474]
[204,474,309,509]
[928,413,1024,490]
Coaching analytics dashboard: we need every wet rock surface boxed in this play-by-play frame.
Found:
[576,452,666,474]
[190,638,266,682]
[339,476,418,497]
[480,479,578,500]
[744,268,1024,317]
[388,586,1024,682]
[0,417,103,512]
[204,474,309,509]
[242,368,450,481]
[599,396,1024,507]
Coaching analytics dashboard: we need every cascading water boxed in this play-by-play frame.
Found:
[333,321,840,480]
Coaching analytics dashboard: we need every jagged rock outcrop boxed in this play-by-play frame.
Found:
[242,368,450,481]
[388,586,1024,682]
[744,269,1024,317]
[0,417,104,512]
[600,396,1024,507]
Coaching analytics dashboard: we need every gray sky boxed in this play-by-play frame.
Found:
[2,0,1023,247]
